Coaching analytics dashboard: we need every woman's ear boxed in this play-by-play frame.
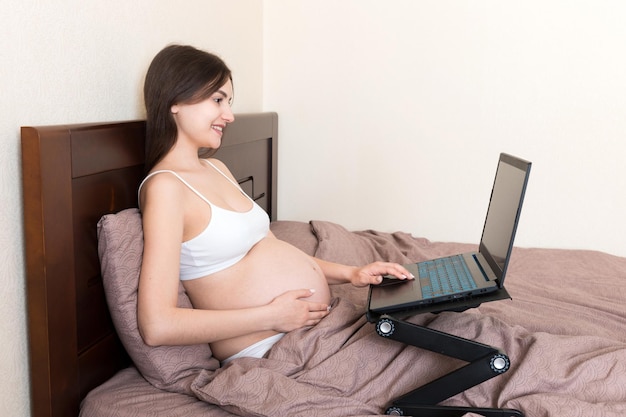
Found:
[171,104,179,114]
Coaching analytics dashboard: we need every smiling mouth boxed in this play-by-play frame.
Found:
[212,125,224,134]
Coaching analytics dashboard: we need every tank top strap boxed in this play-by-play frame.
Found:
[137,170,212,209]
[202,159,253,202]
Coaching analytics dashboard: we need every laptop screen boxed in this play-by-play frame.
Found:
[479,154,531,281]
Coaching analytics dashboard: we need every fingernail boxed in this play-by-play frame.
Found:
[310,288,316,293]
[327,306,332,312]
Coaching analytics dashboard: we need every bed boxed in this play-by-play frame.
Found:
[21,112,626,417]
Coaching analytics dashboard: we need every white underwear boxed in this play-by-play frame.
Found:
[221,333,285,365]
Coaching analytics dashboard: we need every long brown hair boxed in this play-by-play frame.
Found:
[143,44,232,173]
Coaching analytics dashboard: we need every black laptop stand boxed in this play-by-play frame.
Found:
[366,303,524,417]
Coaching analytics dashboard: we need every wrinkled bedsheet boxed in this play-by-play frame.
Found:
[83,220,626,417]
[189,221,626,417]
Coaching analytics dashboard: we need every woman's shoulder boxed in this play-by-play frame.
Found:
[143,169,185,188]
[140,170,188,203]
[139,173,187,228]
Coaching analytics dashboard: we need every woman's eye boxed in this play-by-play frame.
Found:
[212,96,232,106]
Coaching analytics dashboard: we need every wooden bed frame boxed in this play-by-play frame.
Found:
[21,112,278,417]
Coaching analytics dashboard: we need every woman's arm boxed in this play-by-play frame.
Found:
[138,287,327,346]
[313,258,414,287]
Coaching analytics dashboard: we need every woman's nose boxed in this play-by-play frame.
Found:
[223,106,235,123]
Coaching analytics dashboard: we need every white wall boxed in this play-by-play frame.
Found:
[264,0,626,258]
[0,1,263,415]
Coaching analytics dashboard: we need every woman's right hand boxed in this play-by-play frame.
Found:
[268,289,330,332]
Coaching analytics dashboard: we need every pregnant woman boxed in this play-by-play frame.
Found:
[137,44,413,364]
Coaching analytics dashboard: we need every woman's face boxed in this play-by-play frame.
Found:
[170,79,235,149]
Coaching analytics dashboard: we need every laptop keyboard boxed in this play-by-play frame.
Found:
[418,255,477,299]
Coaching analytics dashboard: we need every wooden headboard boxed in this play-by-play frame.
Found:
[21,112,278,417]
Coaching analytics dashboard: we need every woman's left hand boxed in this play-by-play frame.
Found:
[350,262,415,287]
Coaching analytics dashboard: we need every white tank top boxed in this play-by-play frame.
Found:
[138,160,270,280]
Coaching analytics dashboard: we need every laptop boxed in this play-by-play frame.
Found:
[367,153,531,317]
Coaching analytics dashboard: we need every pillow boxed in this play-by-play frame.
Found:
[97,208,219,395]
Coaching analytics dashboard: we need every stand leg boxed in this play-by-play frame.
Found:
[375,315,524,417]
[393,351,510,406]
[386,405,524,417]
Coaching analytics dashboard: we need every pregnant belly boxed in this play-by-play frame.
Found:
[183,236,331,360]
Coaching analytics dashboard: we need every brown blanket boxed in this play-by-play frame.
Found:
[190,221,626,417]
